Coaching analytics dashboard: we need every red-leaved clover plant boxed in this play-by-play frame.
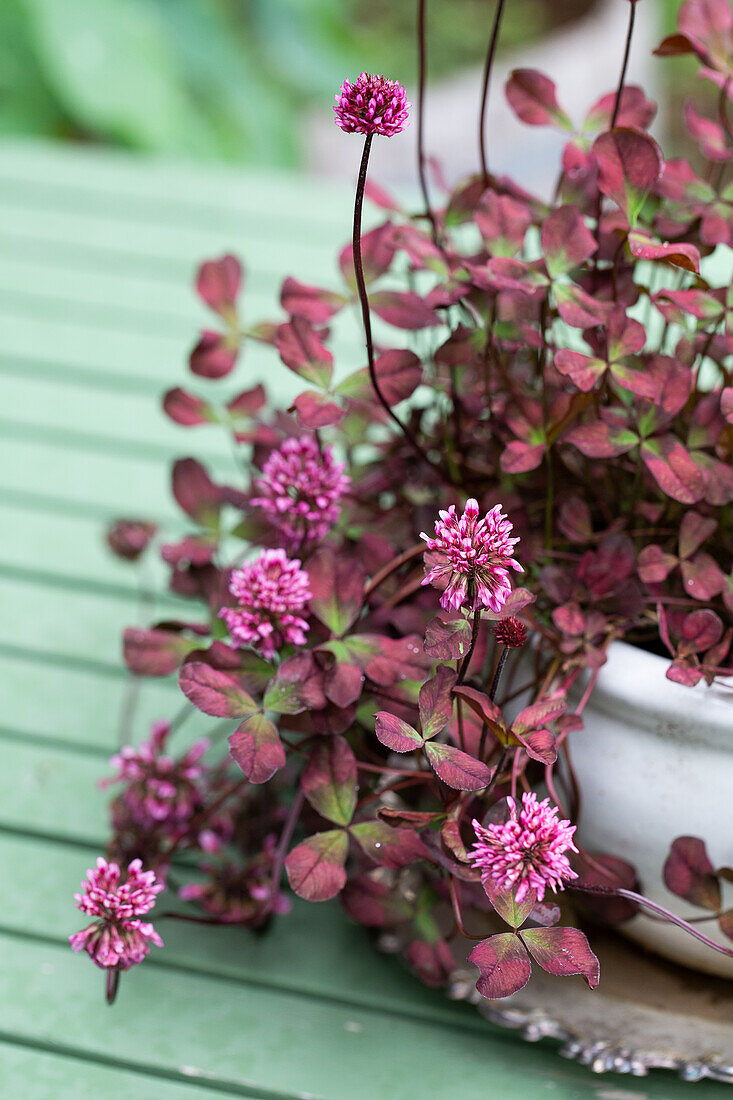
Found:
[72,0,733,1006]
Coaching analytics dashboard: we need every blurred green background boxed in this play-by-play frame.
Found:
[0,0,685,168]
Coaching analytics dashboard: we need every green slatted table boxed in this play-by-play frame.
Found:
[0,138,726,1100]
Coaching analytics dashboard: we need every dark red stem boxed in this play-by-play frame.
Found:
[478,0,507,187]
[573,882,733,959]
[105,966,120,1005]
[353,134,439,473]
[610,1,637,128]
[266,786,305,913]
[417,0,438,243]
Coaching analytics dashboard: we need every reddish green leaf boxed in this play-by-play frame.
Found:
[324,662,364,708]
[339,223,396,287]
[226,385,266,421]
[195,254,241,317]
[505,69,572,129]
[263,652,326,715]
[341,874,411,926]
[163,388,214,426]
[593,128,663,226]
[307,548,364,636]
[521,926,600,987]
[475,191,531,256]
[567,419,637,458]
[349,821,429,868]
[374,712,424,752]
[440,819,471,863]
[380,807,444,828]
[554,284,612,329]
[290,390,344,429]
[513,728,557,765]
[372,348,423,404]
[369,290,439,330]
[484,880,536,929]
[453,685,505,734]
[189,329,239,379]
[574,851,639,923]
[179,662,258,718]
[584,86,656,132]
[468,933,532,998]
[541,205,597,278]
[280,276,345,323]
[554,350,606,391]
[123,627,196,677]
[638,544,677,583]
[512,697,566,735]
[285,829,348,902]
[301,737,357,826]
[228,713,285,784]
[641,436,705,504]
[172,458,221,525]
[628,229,700,272]
[275,317,333,388]
[664,835,721,909]
[424,742,493,791]
[500,440,546,474]
[424,616,473,659]
[419,665,457,738]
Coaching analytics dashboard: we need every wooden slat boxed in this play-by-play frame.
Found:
[1,372,231,461]
[0,1041,255,1100]
[0,740,108,845]
[0,140,357,228]
[0,574,184,667]
[0,501,172,592]
[0,201,340,280]
[0,648,215,752]
[0,434,183,518]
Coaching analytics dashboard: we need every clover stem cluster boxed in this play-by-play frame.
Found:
[75,0,733,1009]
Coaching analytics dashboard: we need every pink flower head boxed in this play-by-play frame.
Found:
[102,720,208,832]
[420,499,523,613]
[251,435,350,550]
[469,793,578,904]
[334,73,411,137]
[69,857,163,970]
[219,548,311,659]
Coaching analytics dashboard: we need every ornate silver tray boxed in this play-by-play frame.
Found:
[383,927,733,1082]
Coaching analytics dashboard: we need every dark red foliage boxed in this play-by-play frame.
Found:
[100,0,732,1005]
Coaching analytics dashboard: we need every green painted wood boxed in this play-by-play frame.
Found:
[0,501,174,592]
[1,372,232,461]
[0,199,340,281]
[0,574,184,667]
[0,140,357,228]
[0,740,108,845]
[0,648,216,752]
[0,1042,255,1100]
[0,434,184,519]
[1,934,698,1100]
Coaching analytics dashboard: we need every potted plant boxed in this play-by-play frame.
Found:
[71,0,733,1035]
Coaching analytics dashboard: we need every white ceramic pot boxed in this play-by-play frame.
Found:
[569,640,733,978]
